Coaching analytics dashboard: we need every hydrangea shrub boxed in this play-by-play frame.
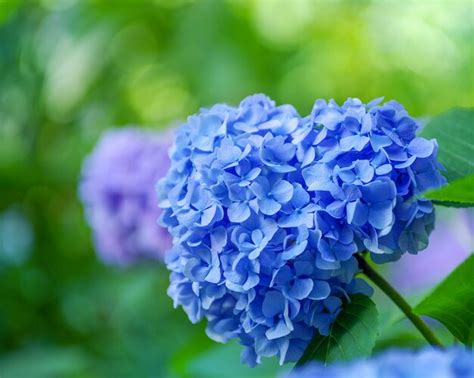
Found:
[80,128,172,266]
[158,94,445,365]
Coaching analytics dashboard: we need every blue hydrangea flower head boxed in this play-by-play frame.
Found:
[286,347,473,378]
[80,128,172,266]
[159,94,372,366]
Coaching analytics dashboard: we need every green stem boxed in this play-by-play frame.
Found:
[356,254,443,348]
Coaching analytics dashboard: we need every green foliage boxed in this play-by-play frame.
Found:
[425,175,474,207]
[414,255,474,345]
[420,108,474,208]
[420,108,474,183]
[296,295,379,367]
[0,346,89,378]
[181,342,282,378]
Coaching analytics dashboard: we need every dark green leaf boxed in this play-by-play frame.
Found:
[425,175,474,207]
[420,108,474,182]
[296,295,378,367]
[414,254,474,345]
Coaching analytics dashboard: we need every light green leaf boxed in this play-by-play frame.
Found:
[420,108,474,182]
[414,254,474,345]
[425,174,474,207]
[296,295,378,367]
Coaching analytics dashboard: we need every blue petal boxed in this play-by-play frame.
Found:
[266,319,292,340]
[314,108,343,130]
[178,209,200,226]
[286,278,314,300]
[326,201,346,219]
[262,290,286,318]
[308,280,331,300]
[338,169,356,183]
[340,135,369,151]
[251,229,264,244]
[347,200,368,226]
[375,164,392,175]
[334,242,357,261]
[301,146,316,167]
[369,201,394,229]
[271,180,294,203]
[200,206,217,226]
[366,96,384,108]
[250,178,269,199]
[272,265,292,286]
[246,167,261,181]
[361,180,396,202]
[278,213,304,228]
[361,113,374,133]
[291,185,310,208]
[370,134,392,152]
[303,164,332,190]
[206,265,221,284]
[281,240,308,260]
[259,198,281,215]
[395,155,416,169]
[355,160,374,183]
[318,239,336,262]
[228,202,251,223]
[324,296,342,313]
[397,116,417,140]
[273,143,296,162]
[210,226,227,252]
[407,137,434,158]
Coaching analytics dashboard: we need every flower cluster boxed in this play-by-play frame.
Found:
[301,97,445,262]
[80,128,172,266]
[158,94,444,366]
[286,347,473,378]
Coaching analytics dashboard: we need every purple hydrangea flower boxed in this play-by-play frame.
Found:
[80,128,172,266]
[286,347,473,378]
[159,95,372,366]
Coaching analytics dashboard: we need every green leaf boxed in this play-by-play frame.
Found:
[420,108,474,183]
[296,295,378,367]
[374,331,426,353]
[414,254,474,345]
[425,174,474,207]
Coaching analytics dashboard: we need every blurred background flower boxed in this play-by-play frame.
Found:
[0,0,472,376]
[79,128,172,266]
[391,208,473,295]
[286,346,473,378]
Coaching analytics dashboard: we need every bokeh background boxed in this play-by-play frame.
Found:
[0,0,473,377]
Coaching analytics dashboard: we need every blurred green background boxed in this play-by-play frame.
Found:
[0,0,472,377]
